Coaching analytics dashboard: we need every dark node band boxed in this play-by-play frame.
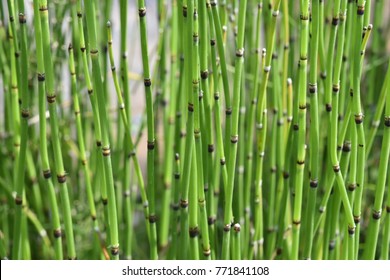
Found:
[43,170,52,179]
[208,144,214,153]
[47,95,56,103]
[208,216,216,225]
[226,108,232,115]
[188,103,194,112]
[326,104,332,112]
[21,110,30,118]
[308,83,317,93]
[111,246,119,256]
[236,48,244,57]
[180,199,188,208]
[342,142,351,152]
[81,159,87,166]
[102,198,108,205]
[299,104,307,110]
[300,14,309,20]
[96,140,102,147]
[144,78,152,87]
[201,70,209,79]
[77,12,82,18]
[348,226,355,235]
[357,6,364,15]
[19,13,26,24]
[214,94,220,100]
[332,85,340,92]
[189,227,199,238]
[387,206,390,213]
[293,124,299,131]
[310,179,318,188]
[348,183,356,191]
[81,47,86,52]
[171,203,180,211]
[293,220,301,225]
[175,153,180,161]
[384,116,390,127]
[128,151,136,158]
[223,224,231,232]
[149,215,157,223]
[203,249,211,257]
[39,6,48,11]
[90,49,98,55]
[54,229,62,238]
[15,196,23,205]
[233,224,241,232]
[283,171,289,179]
[139,7,146,17]
[300,55,307,61]
[91,215,97,221]
[220,158,226,165]
[320,72,327,79]
[354,215,360,224]
[15,51,20,58]
[354,114,363,124]
[372,210,381,220]
[270,166,277,173]
[102,147,111,156]
[333,165,340,173]
[231,135,238,144]
[123,191,131,198]
[297,160,305,165]
[57,174,67,184]
[332,17,339,26]
[210,39,216,46]
[147,140,155,150]
[182,6,188,17]
[329,240,336,250]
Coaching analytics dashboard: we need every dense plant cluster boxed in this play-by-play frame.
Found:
[0,0,389,260]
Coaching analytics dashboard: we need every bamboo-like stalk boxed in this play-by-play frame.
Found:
[68,43,101,253]
[254,0,281,259]
[32,0,63,260]
[137,0,158,260]
[11,0,30,259]
[37,0,76,260]
[350,0,367,259]
[363,59,390,259]
[291,0,309,260]
[303,0,320,260]
[210,0,231,155]
[221,0,247,260]
[83,0,119,260]
[244,1,262,258]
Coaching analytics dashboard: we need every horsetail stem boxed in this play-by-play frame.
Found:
[137,0,158,260]
[37,0,76,259]
[83,0,119,259]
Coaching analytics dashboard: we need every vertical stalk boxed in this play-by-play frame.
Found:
[351,0,366,259]
[83,0,119,259]
[137,0,158,260]
[32,0,63,259]
[221,0,247,260]
[12,2,29,259]
[38,0,76,259]
[291,0,309,260]
[364,59,390,259]
[304,0,319,260]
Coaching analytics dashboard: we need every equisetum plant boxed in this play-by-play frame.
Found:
[0,0,389,260]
